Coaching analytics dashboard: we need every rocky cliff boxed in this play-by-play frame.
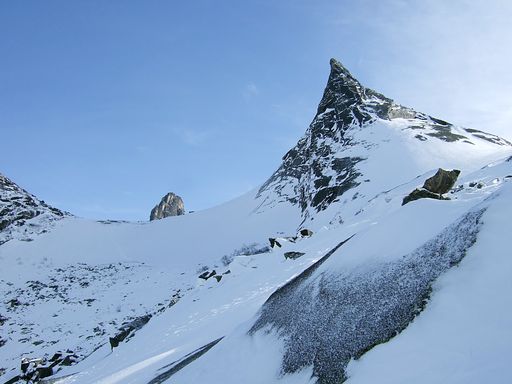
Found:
[0,173,68,245]
[149,192,185,220]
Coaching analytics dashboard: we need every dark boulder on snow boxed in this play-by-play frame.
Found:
[299,229,313,237]
[403,168,460,205]
[469,181,485,189]
[402,188,451,205]
[269,238,282,248]
[149,192,185,221]
[423,168,461,194]
[269,236,298,249]
[284,251,305,260]
[198,270,217,280]
[19,355,66,382]
[198,270,223,283]
[109,314,152,350]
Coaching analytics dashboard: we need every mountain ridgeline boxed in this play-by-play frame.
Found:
[257,58,511,220]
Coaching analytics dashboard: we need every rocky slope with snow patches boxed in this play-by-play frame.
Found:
[1,59,512,384]
[257,58,511,224]
[0,174,68,245]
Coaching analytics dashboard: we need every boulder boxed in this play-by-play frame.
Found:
[284,252,305,260]
[150,192,185,221]
[403,168,461,205]
[299,229,313,238]
[269,238,282,248]
[269,236,297,249]
[198,270,217,280]
[198,270,223,283]
[422,168,461,194]
[402,188,450,205]
[20,358,53,382]
[109,314,152,350]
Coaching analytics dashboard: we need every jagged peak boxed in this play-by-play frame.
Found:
[328,58,354,79]
[317,58,393,124]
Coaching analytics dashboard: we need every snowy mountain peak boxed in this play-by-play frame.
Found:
[0,173,68,245]
[257,58,512,223]
[318,58,392,122]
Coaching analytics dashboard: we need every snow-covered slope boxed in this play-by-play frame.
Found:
[1,59,511,384]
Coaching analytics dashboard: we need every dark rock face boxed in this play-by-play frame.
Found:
[0,173,68,245]
[150,192,185,221]
[463,128,512,146]
[257,59,396,217]
[18,350,79,382]
[109,314,152,350]
[250,209,484,383]
[423,168,461,194]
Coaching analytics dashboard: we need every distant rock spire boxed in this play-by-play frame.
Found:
[150,192,185,221]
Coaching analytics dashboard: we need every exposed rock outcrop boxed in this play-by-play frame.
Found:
[299,229,313,238]
[402,188,450,205]
[150,192,185,221]
[423,168,461,195]
[284,251,305,260]
[109,314,152,350]
[403,168,461,205]
[0,173,68,245]
[256,59,392,216]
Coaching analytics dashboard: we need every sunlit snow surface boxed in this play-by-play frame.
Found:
[1,119,512,383]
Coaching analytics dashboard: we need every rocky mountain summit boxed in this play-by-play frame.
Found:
[0,173,68,245]
[149,192,185,220]
[257,58,511,220]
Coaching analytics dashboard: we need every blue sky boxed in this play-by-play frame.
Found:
[1,1,511,220]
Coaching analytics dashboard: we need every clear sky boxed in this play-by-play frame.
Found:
[1,0,511,220]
